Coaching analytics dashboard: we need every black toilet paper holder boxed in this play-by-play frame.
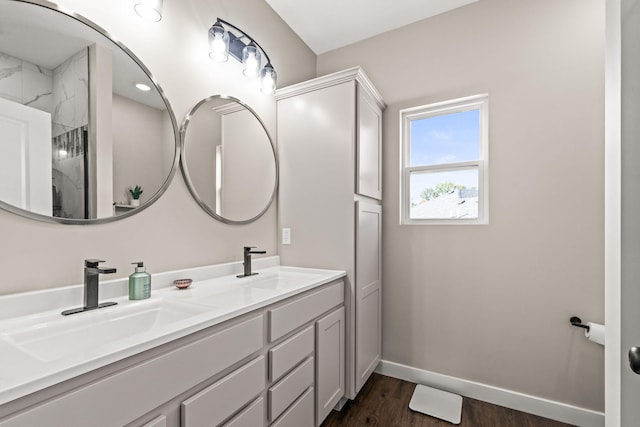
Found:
[570,316,590,331]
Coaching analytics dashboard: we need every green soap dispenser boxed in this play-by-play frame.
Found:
[129,262,151,300]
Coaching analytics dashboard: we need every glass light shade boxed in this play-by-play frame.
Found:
[260,63,277,94]
[134,0,163,22]
[208,22,229,62]
[242,43,261,78]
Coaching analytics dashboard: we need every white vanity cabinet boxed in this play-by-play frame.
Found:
[266,280,344,427]
[0,314,265,427]
[0,279,346,427]
[276,66,386,401]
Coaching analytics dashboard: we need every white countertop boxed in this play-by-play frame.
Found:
[0,257,345,406]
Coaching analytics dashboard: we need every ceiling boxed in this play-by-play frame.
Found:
[265,0,479,54]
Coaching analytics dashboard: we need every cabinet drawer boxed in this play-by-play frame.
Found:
[140,416,166,427]
[1,315,264,427]
[268,281,344,341]
[269,326,314,382]
[270,387,314,427]
[268,357,314,421]
[222,397,265,427]
[182,356,265,427]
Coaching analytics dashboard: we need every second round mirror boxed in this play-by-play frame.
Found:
[180,95,277,224]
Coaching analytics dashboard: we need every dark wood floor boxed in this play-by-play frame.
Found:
[321,373,575,427]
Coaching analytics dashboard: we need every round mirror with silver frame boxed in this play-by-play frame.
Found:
[0,0,180,224]
[180,95,278,225]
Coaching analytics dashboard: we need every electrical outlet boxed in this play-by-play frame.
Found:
[282,227,291,245]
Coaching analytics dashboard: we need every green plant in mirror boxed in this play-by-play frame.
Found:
[128,185,144,200]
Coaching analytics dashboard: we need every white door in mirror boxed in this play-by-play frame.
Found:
[0,98,52,215]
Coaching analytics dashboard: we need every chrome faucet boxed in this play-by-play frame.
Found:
[237,246,266,278]
[62,259,117,316]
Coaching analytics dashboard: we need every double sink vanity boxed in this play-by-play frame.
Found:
[0,257,346,427]
[0,1,385,426]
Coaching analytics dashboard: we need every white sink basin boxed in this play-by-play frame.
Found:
[242,268,326,291]
[179,286,274,308]
[173,268,326,309]
[0,299,210,362]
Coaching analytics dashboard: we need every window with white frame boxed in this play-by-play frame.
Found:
[400,94,489,224]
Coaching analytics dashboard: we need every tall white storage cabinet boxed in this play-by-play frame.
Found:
[276,67,385,402]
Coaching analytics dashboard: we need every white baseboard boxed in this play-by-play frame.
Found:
[375,360,604,427]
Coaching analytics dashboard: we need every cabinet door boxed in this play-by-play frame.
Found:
[316,307,345,426]
[355,202,382,392]
[277,81,356,272]
[356,85,382,200]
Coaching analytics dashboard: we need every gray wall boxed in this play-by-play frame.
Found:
[111,94,171,205]
[318,0,605,411]
[0,0,316,294]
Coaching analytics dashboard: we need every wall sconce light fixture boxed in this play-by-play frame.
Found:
[208,18,277,94]
[134,0,163,22]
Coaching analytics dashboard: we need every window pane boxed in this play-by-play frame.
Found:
[409,169,479,219]
[409,109,480,167]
